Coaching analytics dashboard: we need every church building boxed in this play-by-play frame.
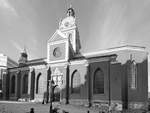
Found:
[1,7,148,111]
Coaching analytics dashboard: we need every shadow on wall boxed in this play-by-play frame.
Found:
[6,65,30,101]
[59,58,148,111]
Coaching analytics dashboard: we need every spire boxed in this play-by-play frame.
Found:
[69,4,72,9]
[23,45,27,54]
[130,54,133,61]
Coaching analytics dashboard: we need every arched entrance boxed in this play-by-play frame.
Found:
[51,67,63,102]
[22,74,28,94]
[11,75,16,94]
[53,85,60,102]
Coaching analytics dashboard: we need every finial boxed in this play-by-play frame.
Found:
[23,45,27,53]
[69,4,72,9]
[130,54,133,61]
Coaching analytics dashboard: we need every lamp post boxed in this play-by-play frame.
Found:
[49,79,55,113]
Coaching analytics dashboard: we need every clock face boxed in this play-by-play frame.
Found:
[64,22,69,27]
[59,16,75,29]
[53,47,62,58]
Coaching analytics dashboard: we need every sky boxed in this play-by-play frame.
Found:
[0,0,149,60]
[0,0,150,89]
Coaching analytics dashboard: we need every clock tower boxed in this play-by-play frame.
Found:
[59,6,81,54]
[47,6,81,64]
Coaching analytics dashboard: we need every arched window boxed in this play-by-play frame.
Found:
[36,73,41,94]
[22,74,28,94]
[11,75,16,94]
[129,60,137,89]
[93,68,104,94]
[71,70,80,94]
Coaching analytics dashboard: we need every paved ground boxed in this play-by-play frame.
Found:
[0,101,49,113]
[0,101,93,113]
[0,101,148,113]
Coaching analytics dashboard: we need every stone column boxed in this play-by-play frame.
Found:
[28,70,31,96]
[5,71,10,100]
[64,64,69,104]
[2,69,7,100]
[16,70,21,99]
[85,63,91,107]
[30,69,35,100]
[47,67,51,103]
[15,73,18,100]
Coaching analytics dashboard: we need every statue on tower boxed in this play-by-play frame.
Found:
[67,5,75,17]
[58,5,81,54]
[59,5,76,30]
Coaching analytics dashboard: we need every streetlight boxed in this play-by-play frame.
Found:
[49,79,58,113]
[49,79,55,113]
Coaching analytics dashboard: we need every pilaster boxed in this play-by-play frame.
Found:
[85,62,91,107]
[64,64,70,104]
[28,69,32,96]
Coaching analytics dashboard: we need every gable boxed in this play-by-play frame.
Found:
[48,30,67,42]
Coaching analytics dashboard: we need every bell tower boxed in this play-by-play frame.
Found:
[47,6,81,64]
[59,6,81,54]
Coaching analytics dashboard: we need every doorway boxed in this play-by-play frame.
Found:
[53,86,60,102]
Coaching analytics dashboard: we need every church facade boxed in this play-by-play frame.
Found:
[1,7,148,110]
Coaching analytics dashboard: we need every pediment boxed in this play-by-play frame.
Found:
[48,30,67,42]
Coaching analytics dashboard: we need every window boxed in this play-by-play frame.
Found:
[93,68,104,94]
[11,75,16,94]
[129,60,137,89]
[22,74,28,94]
[36,73,41,94]
[71,70,80,94]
